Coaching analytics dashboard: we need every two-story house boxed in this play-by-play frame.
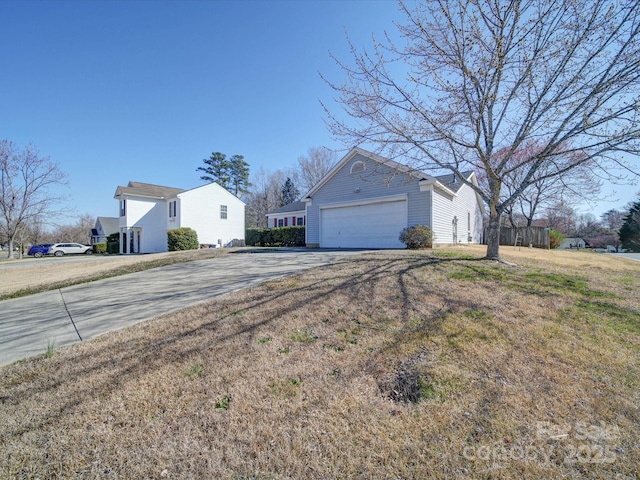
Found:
[114,181,245,254]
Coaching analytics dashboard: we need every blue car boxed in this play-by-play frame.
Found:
[27,243,53,258]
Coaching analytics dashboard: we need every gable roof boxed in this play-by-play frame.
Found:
[303,147,482,199]
[267,201,306,215]
[435,171,475,193]
[304,148,436,199]
[114,181,186,199]
[95,217,119,235]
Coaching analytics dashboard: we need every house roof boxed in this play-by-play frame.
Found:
[95,217,119,235]
[303,147,479,199]
[267,201,306,215]
[435,172,475,193]
[114,181,186,199]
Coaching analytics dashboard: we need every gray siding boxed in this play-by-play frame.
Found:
[306,153,432,245]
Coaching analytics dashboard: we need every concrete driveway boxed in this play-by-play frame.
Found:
[0,249,365,366]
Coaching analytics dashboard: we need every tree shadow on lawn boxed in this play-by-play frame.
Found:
[0,253,490,440]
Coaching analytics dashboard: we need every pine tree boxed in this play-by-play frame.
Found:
[228,154,251,196]
[197,152,231,190]
[280,177,300,207]
[619,200,640,252]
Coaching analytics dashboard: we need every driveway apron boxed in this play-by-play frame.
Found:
[0,250,363,366]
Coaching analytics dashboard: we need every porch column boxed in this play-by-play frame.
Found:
[119,229,124,255]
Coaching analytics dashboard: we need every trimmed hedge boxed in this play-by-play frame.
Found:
[168,227,199,251]
[107,242,119,254]
[246,226,305,247]
[93,242,107,254]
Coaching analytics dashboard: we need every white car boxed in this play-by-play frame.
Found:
[48,243,93,256]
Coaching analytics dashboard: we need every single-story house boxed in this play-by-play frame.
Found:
[302,147,485,249]
[266,201,306,228]
[91,217,119,244]
[114,181,245,254]
[558,237,586,250]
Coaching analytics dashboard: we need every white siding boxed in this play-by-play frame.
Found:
[178,183,245,246]
[430,183,484,245]
[266,211,306,228]
[431,187,456,245]
[120,196,168,253]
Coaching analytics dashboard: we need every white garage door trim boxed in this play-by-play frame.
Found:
[320,194,408,249]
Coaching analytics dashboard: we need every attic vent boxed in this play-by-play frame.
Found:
[350,161,366,174]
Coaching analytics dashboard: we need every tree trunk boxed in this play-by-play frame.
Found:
[485,212,502,261]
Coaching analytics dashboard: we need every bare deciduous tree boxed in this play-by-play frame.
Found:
[0,140,67,257]
[324,0,640,260]
[297,147,337,193]
[245,167,293,228]
[487,140,602,227]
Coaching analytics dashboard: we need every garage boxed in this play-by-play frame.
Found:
[320,196,408,248]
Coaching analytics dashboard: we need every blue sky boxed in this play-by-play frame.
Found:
[1,0,407,222]
[1,0,637,225]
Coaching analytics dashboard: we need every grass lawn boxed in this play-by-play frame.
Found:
[1,246,639,479]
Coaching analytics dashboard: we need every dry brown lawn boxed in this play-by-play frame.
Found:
[1,246,639,479]
[0,249,227,299]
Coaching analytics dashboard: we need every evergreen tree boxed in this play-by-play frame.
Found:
[228,154,251,196]
[197,152,231,190]
[280,177,300,207]
[619,199,640,252]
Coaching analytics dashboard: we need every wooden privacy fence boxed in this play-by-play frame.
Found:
[483,226,550,249]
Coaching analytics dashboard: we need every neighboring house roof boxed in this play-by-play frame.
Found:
[95,217,119,235]
[114,181,186,199]
[267,201,306,215]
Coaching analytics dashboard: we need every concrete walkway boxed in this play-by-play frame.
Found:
[0,249,365,366]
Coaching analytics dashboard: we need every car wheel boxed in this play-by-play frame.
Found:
[85,249,93,255]
[54,250,64,257]
[34,251,43,258]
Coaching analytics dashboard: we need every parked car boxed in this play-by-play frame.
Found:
[48,243,93,256]
[27,243,53,258]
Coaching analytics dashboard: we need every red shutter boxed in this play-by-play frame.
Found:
[273,219,277,228]
[284,217,288,226]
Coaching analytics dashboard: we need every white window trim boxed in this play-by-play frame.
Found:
[350,160,366,174]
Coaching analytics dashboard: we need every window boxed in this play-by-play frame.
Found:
[350,161,366,174]
[120,199,126,217]
[220,205,227,219]
[297,217,304,226]
[278,219,284,227]
[169,200,177,218]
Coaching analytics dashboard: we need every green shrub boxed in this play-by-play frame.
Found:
[168,227,199,251]
[107,242,119,254]
[93,242,107,254]
[245,226,305,247]
[549,229,565,249]
[399,225,433,249]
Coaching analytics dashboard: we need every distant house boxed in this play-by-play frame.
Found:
[303,147,485,248]
[92,217,119,244]
[266,201,306,228]
[114,181,245,254]
[558,237,586,250]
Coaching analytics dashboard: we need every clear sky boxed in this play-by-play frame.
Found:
[1,0,408,223]
[1,0,637,226]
